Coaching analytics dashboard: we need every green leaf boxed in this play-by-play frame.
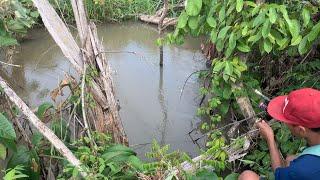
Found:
[210,29,218,43]
[262,19,271,38]
[30,11,39,18]
[247,33,262,44]
[298,35,309,55]
[223,88,232,99]
[7,145,40,180]
[225,32,236,57]
[288,20,300,40]
[177,11,188,28]
[228,32,236,50]
[225,173,240,180]
[216,39,224,52]
[217,26,231,39]
[0,139,16,152]
[195,169,218,179]
[291,35,302,46]
[236,0,243,12]
[302,8,310,27]
[188,16,199,29]
[104,144,136,155]
[0,113,16,140]
[102,151,133,162]
[220,101,230,115]
[268,7,277,24]
[206,16,217,28]
[307,22,320,42]
[127,155,143,170]
[0,35,18,47]
[224,61,233,76]
[186,0,202,16]
[253,12,265,27]
[0,143,6,160]
[36,102,53,120]
[263,39,272,53]
[219,6,226,22]
[213,61,225,72]
[237,43,251,52]
[242,25,248,36]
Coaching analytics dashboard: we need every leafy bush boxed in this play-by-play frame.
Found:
[0,0,39,47]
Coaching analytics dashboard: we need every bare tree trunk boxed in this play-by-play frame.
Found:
[0,76,86,177]
[158,0,169,67]
[32,0,128,144]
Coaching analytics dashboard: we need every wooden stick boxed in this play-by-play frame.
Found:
[0,76,86,177]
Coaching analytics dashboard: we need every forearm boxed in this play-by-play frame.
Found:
[267,137,283,171]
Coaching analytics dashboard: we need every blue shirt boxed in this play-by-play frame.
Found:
[275,145,320,180]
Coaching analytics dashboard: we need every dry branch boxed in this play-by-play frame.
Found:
[0,76,86,177]
[32,0,128,144]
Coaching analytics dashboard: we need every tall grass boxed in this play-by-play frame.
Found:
[52,0,163,22]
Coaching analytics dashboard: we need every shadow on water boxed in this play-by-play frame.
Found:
[0,22,206,158]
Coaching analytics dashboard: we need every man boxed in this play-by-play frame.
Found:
[239,88,320,180]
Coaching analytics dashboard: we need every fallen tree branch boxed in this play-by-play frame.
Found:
[0,76,86,177]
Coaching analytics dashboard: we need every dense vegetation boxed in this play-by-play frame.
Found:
[0,0,320,179]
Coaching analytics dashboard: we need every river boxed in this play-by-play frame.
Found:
[1,22,205,158]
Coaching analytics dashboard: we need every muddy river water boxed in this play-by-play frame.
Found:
[1,22,205,158]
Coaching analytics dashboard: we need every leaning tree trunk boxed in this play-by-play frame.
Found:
[0,76,86,177]
[31,0,128,144]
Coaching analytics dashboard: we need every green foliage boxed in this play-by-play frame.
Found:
[144,140,190,176]
[7,145,40,180]
[0,112,17,152]
[59,132,142,179]
[0,113,16,140]
[3,165,29,180]
[0,0,39,47]
[36,102,54,120]
[171,0,320,178]
[52,0,176,22]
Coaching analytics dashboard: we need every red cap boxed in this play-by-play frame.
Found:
[267,88,320,128]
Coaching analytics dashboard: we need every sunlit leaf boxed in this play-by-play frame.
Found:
[268,7,277,24]
[188,16,199,29]
[206,16,217,28]
[298,35,310,55]
[302,8,310,27]
[307,22,320,42]
[263,39,272,53]
[219,6,226,22]
[236,0,243,12]
[186,0,202,16]
[217,26,231,39]
[177,11,188,28]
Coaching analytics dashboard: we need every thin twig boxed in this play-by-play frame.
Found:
[179,70,208,100]
[81,63,92,140]
[300,48,312,65]
[0,60,21,67]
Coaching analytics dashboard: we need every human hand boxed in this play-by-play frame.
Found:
[256,120,274,142]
